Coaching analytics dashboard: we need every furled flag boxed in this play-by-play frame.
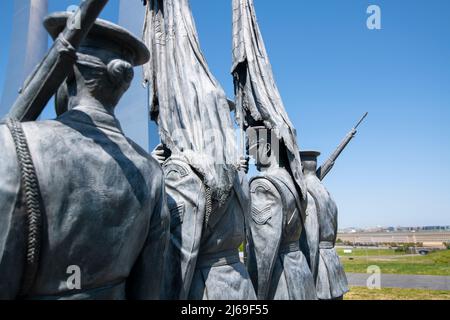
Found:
[232,0,307,201]
[143,0,239,201]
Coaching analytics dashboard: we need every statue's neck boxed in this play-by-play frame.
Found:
[68,95,115,115]
[304,169,318,178]
[259,157,286,173]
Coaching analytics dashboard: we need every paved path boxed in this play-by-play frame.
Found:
[346,273,450,291]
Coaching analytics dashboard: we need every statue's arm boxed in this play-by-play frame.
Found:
[300,193,320,280]
[126,176,170,300]
[160,160,205,300]
[246,178,283,300]
[0,126,26,299]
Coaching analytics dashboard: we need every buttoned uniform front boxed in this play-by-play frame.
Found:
[247,167,317,300]
[161,157,256,300]
[0,104,169,299]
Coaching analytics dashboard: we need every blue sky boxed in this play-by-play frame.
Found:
[1,0,449,228]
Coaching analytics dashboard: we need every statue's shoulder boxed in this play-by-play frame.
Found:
[163,157,192,175]
[3,119,67,151]
[305,174,327,196]
[22,118,66,131]
[249,174,281,199]
[162,156,203,186]
[251,169,293,191]
[127,138,164,174]
[19,118,81,147]
[304,173,320,185]
[249,175,283,226]
[250,173,273,187]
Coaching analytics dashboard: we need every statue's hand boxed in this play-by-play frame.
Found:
[152,144,167,165]
[239,156,250,174]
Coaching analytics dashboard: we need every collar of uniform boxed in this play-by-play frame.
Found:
[264,166,290,178]
[261,167,297,189]
[62,105,124,135]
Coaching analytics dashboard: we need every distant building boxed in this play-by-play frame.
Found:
[421,226,450,231]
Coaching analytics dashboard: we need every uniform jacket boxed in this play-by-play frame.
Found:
[247,167,317,300]
[304,172,348,299]
[300,193,320,282]
[0,106,170,300]
[161,158,256,300]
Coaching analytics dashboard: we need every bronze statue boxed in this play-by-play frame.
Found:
[0,12,170,300]
[245,128,317,300]
[143,0,256,300]
[301,151,349,300]
[231,0,315,300]
[232,0,307,205]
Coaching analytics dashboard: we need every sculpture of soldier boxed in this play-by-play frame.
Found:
[0,12,170,300]
[152,106,253,301]
[151,144,255,300]
[245,127,317,300]
[299,152,320,284]
[144,0,256,300]
[301,151,349,300]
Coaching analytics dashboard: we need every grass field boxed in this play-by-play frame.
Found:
[338,248,450,276]
[345,287,450,300]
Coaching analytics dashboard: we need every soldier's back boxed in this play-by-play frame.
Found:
[0,108,167,300]
[248,168,316,300]
[161,157,255,300]
[304,174,338,244]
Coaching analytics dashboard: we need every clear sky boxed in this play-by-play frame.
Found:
[1,0,449,228]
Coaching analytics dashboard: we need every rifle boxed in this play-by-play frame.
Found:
[316,112,368,181]
[6,0,109,122]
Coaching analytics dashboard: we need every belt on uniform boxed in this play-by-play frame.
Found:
[319,241,335,249]
[196,249,241,268]
[279,242,300,254]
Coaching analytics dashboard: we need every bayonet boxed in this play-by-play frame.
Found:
[354,112,368,130]
[316,112,368,181]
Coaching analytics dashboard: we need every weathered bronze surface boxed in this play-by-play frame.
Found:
[246,128,317,300]
[143,0,256,300]
[301,151,349,300]
[0,13,169,300]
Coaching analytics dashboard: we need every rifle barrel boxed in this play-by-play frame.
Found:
[354,112,368,130]
[7,0,109,122]
[317,112,368,181]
